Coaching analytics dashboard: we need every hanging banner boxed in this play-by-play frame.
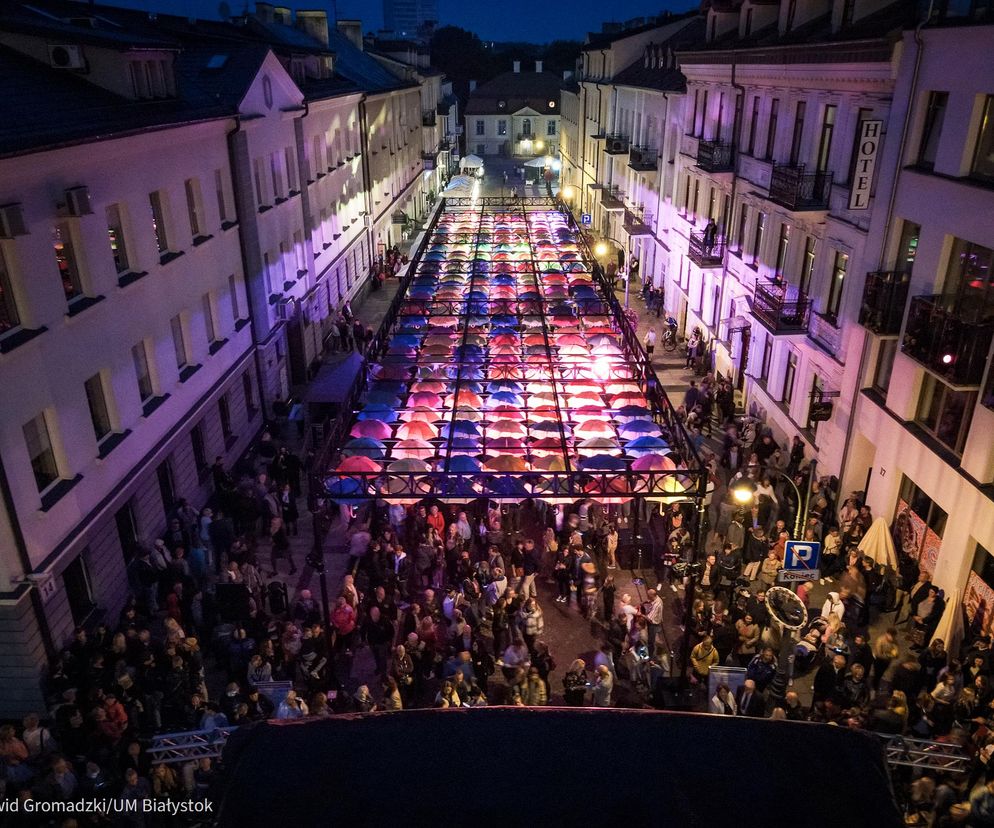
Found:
[848,119,883,210]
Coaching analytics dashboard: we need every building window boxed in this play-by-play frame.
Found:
[746,96,760,155]
[497,120,507,136]
[944,238,994,314]
[917,91,949,170]
[816,104,836,173]
[783,350,798,405]
[215,169,230,224]
[899,473,948,536]
[0,246,20,335]
[476,144,485,157]
[547,120,556,136]
[735,205,748,252]
[53,223,83,303]
[84,373,113,443]
[191,421,208,477]
[765,99,780,161]
[285,147,298,192]
[115,501,139,565]
[872,339,898,395]
[744,6,754,34]
[826,251,848,321]
[149,191,169,254]
[916,374,976,455]
[785,0,797,31]
[63,555,95,626]
[751,211,767,265]
[971,95,994,183]
[132,340,154,403]
[522,118,532,136]
[185,179,204,239]
[202,293,217,345]
[170,314,188,370]
[697,90,709,137]
[228,274,242,321]
[691,179,700,217]
[774,223,791,278]
[24,412,59,492]
[106,205,130,274]
[219,394,233,442]
[242,372,257,415]
[800,236,817,294]
[760,336,773,382]
[897,220,920,272]
[841,0,856,25]
[254,158,269,208]
[475,120,485,136]
[157,458,175,515]
[789,100,806,166]
[270,153,284,200]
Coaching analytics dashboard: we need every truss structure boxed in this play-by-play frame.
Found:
[876,733,971,774]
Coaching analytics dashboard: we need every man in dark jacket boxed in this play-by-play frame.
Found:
[363,606,395,676]
[812,653,848,705]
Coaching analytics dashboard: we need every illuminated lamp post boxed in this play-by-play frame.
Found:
[593,236,631,308]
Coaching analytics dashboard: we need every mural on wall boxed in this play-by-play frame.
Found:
[894,499,930,572]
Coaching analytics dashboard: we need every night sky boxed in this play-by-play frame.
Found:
[99,0,698,43]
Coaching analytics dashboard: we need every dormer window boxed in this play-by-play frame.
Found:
[128,59,174,99]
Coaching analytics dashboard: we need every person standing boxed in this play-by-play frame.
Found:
[592,664,613,707]
[644,327,657,361]
[645,589,664,657]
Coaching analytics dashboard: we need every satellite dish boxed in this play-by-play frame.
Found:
[766,586,808,630]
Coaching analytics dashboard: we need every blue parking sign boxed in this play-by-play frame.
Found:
[581,213,592,225]
[784,540,821,571]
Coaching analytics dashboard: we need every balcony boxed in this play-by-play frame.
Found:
[696,140,734,173]
[421,111,436,127]
[859,271,911,336]
[623,209,652,236]
[688,232,725,267]
[752,279,811,334]
[600,185,625,211]
[421,150,438,170]
[768,164,832,211]
[605,134,630,154]
[628,145,658,171]
[901,294,994,387]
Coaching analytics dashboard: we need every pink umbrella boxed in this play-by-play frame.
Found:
[575,419,615,439]
[489,405,526,421]
[396,421,439,441]
[392,439,436,460]
[410,391,443,408]
[409,381,446,394]
[632,453,677,471]
[399,407,438,423]
[350,420,392,440]
[486,437,526,451]
[487,419,527,437]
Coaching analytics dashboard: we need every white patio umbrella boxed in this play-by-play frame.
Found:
[460,154,484,170]
[857,517,898,569]
[929,586,964,656]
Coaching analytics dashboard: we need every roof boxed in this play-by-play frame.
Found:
[326,27,414,94]
[584,10,698,49]
[464,70,563,116]
[216,708,904,828]
[612,18,706,92]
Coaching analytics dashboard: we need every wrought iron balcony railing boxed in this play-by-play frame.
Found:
[605,134,630,154]
[421,111,436,127]
[696,140,734,173]
[768,163,832,211]
[752,278,811,334]
[688,232,725,267]
[901,294,994,386]
[859,271,911,335]
[600,185,625,210]
[629,145,658,171]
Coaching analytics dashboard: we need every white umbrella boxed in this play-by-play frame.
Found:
[443,175,477,196]
[460,154,484,170]
[929,586,964,656]
[524,157,550,168]
[857,516,898,569]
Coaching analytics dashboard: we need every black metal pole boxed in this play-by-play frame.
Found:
[678,497,709,693]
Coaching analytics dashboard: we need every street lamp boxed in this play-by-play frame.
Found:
[729,461,817,540]
[592,236,631,308]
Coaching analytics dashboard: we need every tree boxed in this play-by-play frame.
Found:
[430,26,497,85]
[542,40,582,74]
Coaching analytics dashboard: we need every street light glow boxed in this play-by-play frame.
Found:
[732,484,754,504]
[594,241,608,257]
[562,184,575,200]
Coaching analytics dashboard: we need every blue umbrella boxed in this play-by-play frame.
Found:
[579,454,627,471]
[342,438,386,461]
[447,455,483,472]
[389,335,421,348]
[625,436,669,457]
[441,420,481,439]
[618,420,662,437]
[358,405,398,423]
[487,381,523,394]
[323,476,366,506]
[370,380,407,393]
[487,476,530,497]
[366,391,401,406]
[441,477,482,497]
[489,391,524,406]
[615,405,651,419]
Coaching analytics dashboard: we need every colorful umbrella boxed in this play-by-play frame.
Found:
[392,439,436,460]
[578,454,627,471]
[631,453,677,471]
[342,438,386,461]
[350,420,392,440]
[396,421,439,441]
[336,456,381,473]
[484,456,528,472]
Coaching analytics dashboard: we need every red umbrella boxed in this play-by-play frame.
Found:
[399,407,438,424]
[489,405,526,420]
[410,391,443,407]
[396,421,439,441]
[486,437,526,451]
[575,419,616,439]
[410,381,446,393]
[336,455,382,473]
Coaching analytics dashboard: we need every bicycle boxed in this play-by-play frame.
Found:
[662,327,678,352]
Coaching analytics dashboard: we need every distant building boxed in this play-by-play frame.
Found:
[382,0,438,40]
[464,61,562,158]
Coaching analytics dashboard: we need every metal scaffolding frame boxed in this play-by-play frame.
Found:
[875,733,971,774]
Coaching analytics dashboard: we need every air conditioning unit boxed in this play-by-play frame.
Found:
[608,138,625,153]
[809,401,834,423]
[64,186,92,216]
[275,298,297,322]
[0,203,28,239]
[48,44,85,70]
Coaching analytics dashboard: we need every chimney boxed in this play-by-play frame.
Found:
[535,60,543,73]
[296,9,329,48]
[273,5,291,24]
[469,79,477,92]
[512,60,520,73]
[336,19,363,51]
[254,1,274,23]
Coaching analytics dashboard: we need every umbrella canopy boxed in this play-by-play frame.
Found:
[446,455,483,472]
[485,456,528,472]
[460,154,484,170]
[579,454,627,471]
[358,404,399,423]
[399,407,438,423]
[619,420,663,438]
[392,439,436,460]
[342,438,386,461]
[324,476,366,505]
[532,455,567,471]
[350,420,392,440]
[857,517,899,569]
[488,419,527,437]
[387,458,429,473]
[625,436,670,456]
[631,453,677,472]
[574,419,616,439]
[409,391,442,408]
[396,421,439,441]
[336,456,382,473]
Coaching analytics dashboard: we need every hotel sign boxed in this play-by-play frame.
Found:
[848,119,883,210]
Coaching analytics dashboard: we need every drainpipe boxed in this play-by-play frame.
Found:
[716,58,745,384]
[0,454,57,665]
[225,116,270,420]
[358,95,376,268]
[838,5,931,491]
